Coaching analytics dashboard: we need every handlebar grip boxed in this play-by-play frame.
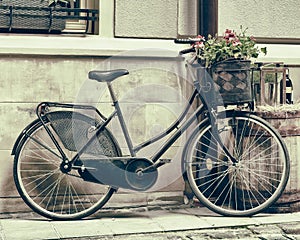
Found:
[174,39,193,44]
[174,38,204,44]
[179,47,195,55]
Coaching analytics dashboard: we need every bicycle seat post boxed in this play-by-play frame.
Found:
[106,82,135,157]
[107,82,118,104]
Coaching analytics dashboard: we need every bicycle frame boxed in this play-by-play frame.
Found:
[106,87,205,166]
[34,62,237,169]
[36,89,205,167]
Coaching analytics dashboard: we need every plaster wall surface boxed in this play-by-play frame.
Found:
[0,54,190,214]
[219,0,300,38]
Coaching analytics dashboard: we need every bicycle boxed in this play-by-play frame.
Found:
[12,38,290,220]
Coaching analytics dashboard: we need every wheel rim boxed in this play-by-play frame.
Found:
[186,115,289,216]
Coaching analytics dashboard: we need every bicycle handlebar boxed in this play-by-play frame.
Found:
[174,37,204,44]
[174,37,204,55]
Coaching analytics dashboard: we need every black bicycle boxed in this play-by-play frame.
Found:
[12,38,290,220]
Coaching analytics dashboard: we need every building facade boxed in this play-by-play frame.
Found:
[0,0,299,214]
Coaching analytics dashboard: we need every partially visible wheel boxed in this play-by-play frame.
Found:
[13,112,120,220]
[184,111,290,216]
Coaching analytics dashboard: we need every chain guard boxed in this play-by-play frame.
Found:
[78,158,158,191]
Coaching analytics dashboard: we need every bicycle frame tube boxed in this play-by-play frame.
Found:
[111,87,205,164]
[68,83,136,162]
[107,82,136,156]
[114,100,136,156]
[151,103,205,164]
[69,88,201,163]
[133,89,199,153]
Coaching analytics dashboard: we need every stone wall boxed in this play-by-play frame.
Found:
[0,53,194,214]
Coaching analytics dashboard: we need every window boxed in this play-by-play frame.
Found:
[63,0,99,34]
[0,0,99,34]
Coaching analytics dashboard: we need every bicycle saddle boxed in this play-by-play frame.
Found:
[88,69,129,83]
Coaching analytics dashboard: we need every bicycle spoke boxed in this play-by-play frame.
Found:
[26,133,63,160]
[213,171,233,206]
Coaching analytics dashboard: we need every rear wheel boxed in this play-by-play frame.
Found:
[184,111,290,216]
[13,112,120,220]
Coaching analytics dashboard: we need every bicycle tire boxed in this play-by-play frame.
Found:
[13,111,120,220]
[183,110,290,216]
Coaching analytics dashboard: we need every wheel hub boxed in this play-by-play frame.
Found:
[60,159,72,173]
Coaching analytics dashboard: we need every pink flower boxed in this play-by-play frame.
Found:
[194,41,204,48]
[224,29,236,40]
[194,35,205,48]
[232,40,242,46]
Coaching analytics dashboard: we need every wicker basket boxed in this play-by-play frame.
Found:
[209,59,252,105]
[0,0,66,32]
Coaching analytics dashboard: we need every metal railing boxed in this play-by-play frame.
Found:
[253,63,300,106]
[0,5,99,34]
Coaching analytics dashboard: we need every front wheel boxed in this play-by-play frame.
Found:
[184,111,290,216]
[13,111,120,220]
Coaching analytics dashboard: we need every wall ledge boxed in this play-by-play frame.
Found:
[0,35,184,58]
[0,35,299,63]
[257,44,300,64]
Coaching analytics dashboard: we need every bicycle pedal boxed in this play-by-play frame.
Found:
[157,158,172,167]
[159,158,172,163]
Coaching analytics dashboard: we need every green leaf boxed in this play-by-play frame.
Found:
[260,47,267,55]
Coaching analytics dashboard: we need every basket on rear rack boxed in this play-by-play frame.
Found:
[45,110,118,157]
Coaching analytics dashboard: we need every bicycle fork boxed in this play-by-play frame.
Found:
[193,78,238,164]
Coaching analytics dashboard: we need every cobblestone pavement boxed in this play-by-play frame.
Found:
[67,222,300,240]
[1,205,299,240]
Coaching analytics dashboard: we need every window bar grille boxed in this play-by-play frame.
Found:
[0,5,99,34]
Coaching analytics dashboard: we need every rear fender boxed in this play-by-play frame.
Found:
[11,118,42,156]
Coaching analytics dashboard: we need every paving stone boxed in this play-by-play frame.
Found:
[247,224,283,235]
[1,219,59,240]
[150,212,212,231]
[184,231,216,240]
[287,235,300,240]
[202,216,259,228]
[183,234,211,240]
[199,228,254,239]
[193,233,258,240]
[279,222,300,235]
[256,234,290,240]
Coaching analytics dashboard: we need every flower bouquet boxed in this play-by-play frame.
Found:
[195,27,267,105]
